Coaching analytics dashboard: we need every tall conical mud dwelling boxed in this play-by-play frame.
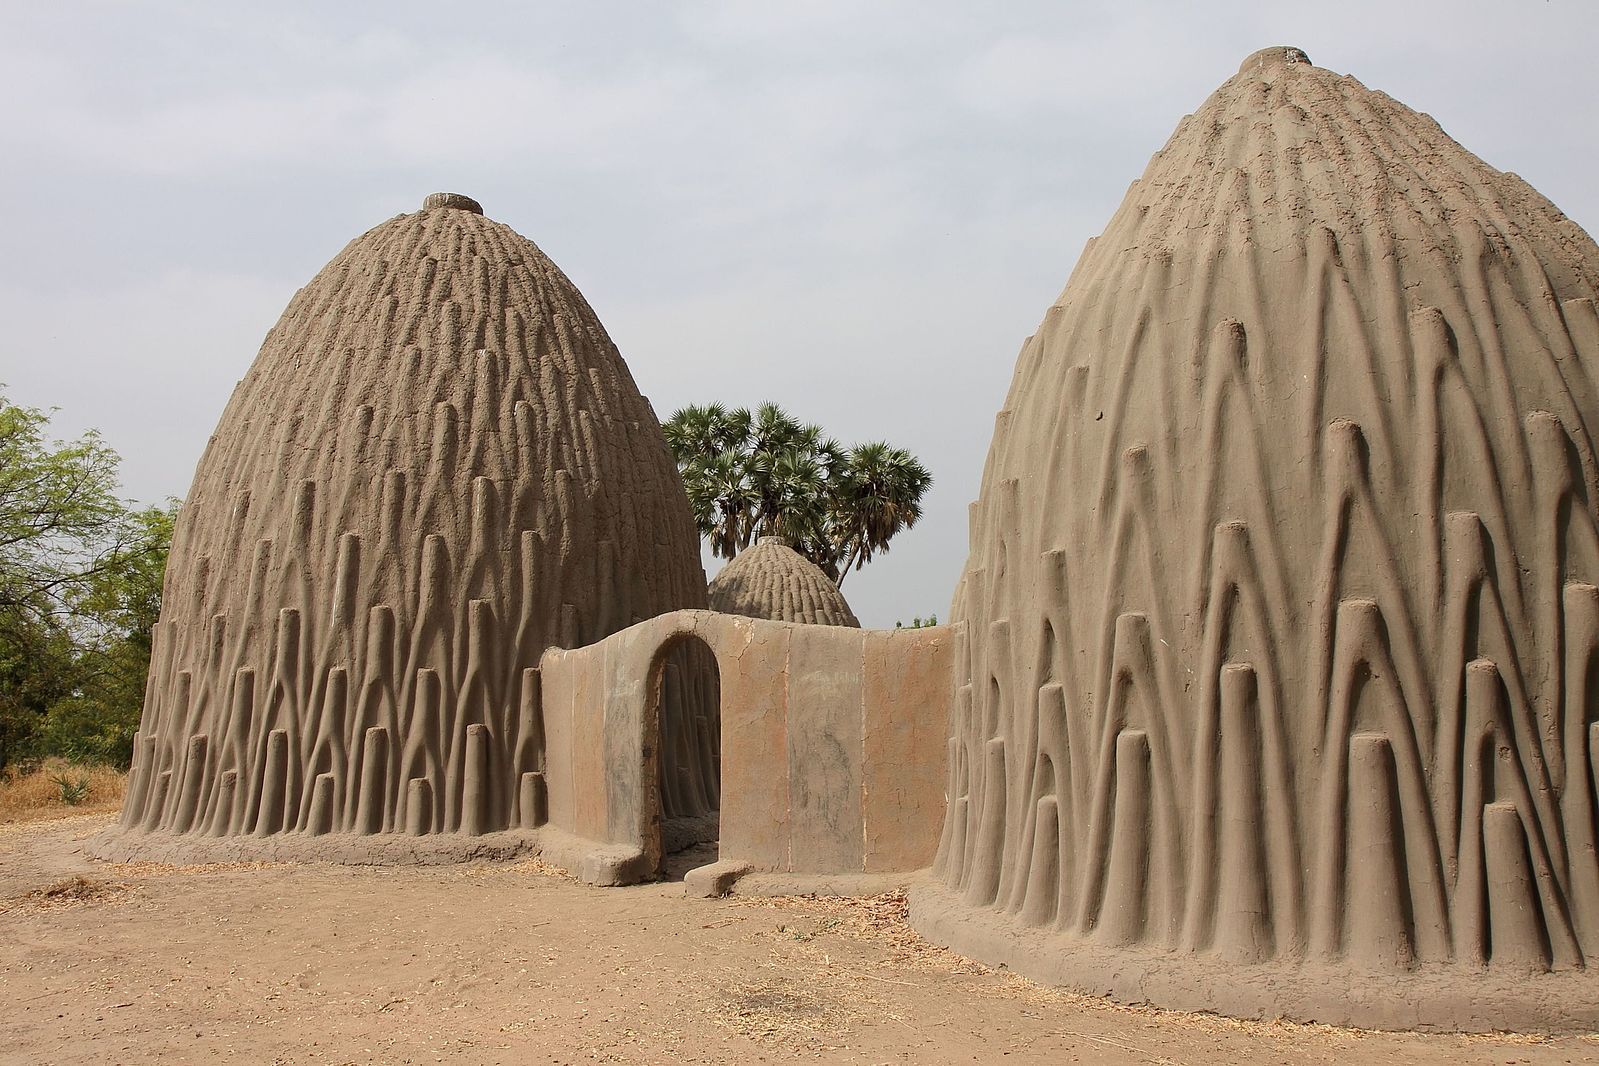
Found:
[915,48,1599,1030]
[110,193,717,851]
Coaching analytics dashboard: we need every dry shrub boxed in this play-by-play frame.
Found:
[0,758,127,825]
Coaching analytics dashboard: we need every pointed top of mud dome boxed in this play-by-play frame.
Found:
[421,192,483,214]
[1237,45,1312,75]
[1106,44,1599,296]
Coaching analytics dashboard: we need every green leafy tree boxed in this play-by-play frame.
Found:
[0,610,77,772]
[663,402,931,588]
[0,388,174,770]
[37,503,175,766]
[0,393,137,619]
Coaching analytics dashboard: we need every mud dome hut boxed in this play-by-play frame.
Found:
[911,47,1599,1031]
[99,45,1599,1037]
[707,536,861,627]
[109,193,718,853]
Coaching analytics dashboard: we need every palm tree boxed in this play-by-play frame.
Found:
[663,403,744,459]
[830,443,931,588]
[748,402,804,454]
[666,405,756,560]
[681,449,756,560]
[761,447,828,542]
[662,402,931,585]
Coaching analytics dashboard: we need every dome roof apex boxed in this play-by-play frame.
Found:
[421,191,483,214]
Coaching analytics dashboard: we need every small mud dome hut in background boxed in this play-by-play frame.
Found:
[708,536,861,627]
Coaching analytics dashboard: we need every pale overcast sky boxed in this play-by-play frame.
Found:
[3,2,1597,627]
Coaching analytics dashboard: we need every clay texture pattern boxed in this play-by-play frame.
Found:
[931,47,1599,995]
[116,197,715,843]
[708,537,861,627]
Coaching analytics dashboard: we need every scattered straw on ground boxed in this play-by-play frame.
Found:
[102,859,289,878]
[731,890,980,971]
[0,875,131,915]
[703,891,941,1048]
[453,855,573,882]
[0,760,126,826]
[723,891,1592,1052]
[705,974,858,1050]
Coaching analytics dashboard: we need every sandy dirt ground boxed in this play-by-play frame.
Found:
[2,815,1597,1065]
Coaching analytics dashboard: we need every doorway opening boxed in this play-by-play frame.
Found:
[651,633,720,880]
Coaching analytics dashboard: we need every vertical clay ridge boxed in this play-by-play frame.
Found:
[707,536,861,627]
[932,48,1599,998]
[117,197,716,842]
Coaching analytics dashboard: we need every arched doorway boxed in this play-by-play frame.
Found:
[650,633,720,879]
